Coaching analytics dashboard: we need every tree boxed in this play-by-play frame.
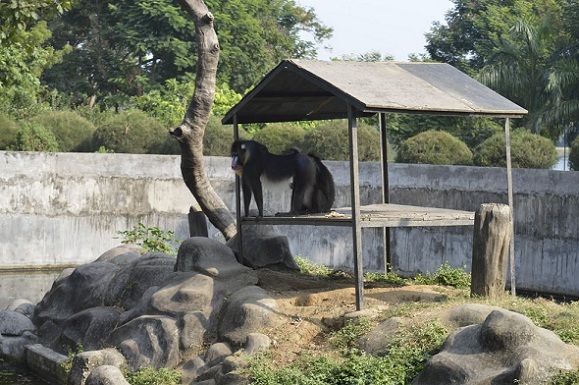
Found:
[43,0,331,106]
[169,0,236,240]
[425,0,561,73]
[0,1,72,115]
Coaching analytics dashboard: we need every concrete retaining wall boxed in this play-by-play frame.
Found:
[1,150,578,296]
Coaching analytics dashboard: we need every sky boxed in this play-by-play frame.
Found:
[296,0,454,61]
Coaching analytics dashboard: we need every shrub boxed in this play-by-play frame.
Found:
[570,137,579,171]
[31,111,96,152]
[13,122,60,152]
[125,367,181,385]
[302,121,382,161]
[397,130,473,165]
[118,223,178,255]
[0,114,19,150]
[413,262,471,289]
[251,123,306,154]
[203,116,247,156]
[474,130,557,169]
[93,110,167,154]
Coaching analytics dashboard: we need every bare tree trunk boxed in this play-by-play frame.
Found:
[170,0,237,240]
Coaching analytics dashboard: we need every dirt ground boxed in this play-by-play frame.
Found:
[255,269,460,365]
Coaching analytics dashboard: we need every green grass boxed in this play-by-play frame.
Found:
[250,321,448,385]
[549,369,579,385]
[125,368,181,385]
[330,318,373,350]
[295,258,471,289]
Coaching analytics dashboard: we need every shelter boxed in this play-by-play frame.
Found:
[223,59,527,309]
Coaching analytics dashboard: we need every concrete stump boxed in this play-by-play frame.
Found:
[470,203,511,298]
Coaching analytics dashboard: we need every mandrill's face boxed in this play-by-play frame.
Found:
[230,141,247,176]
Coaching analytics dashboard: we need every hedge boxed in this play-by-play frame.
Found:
[474,130,557,169]
[31,111,96,152]
[396,130,473,165]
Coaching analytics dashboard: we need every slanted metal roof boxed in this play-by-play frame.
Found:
[222,59,527,124]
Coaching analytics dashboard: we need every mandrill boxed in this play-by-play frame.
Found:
[230,140,335,217]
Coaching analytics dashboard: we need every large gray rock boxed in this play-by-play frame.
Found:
[358,317,406,356]
[108,315,180,371]
[413,308,579,385]
[85,365,130,385]
[218,286,279,346]
[227,225,299,271]
[58,307,121,352]
[150,273,215,316]
[175,237,258,290]
[95,244,143,266]
[180,311,209,352]
[104,253,179,309]
[34,262,120,324]
[244,333,271,355]
[0,331,38,361]
[204,342,232,367]
[6,299,35,318]
[0,310,35,336]
[179,356,206,385]
[68,349,127,385]
[442,303,503,328]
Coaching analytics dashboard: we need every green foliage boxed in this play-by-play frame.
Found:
[251,124,306,154]
[93,110,167,154]
[550,369,579,385]
[294,256,333,278]
[203,116,247,157]
[0,20,71,115]
[250,321,448,385]
[396,130,473,165]
[0,114,19,150]
[44,0,330,106]
[302,120,382,161]
[13,122,59,152]
[364,271,408,286]
[330,318,373,350]
[118,223,177,255]
[413,263,471,289]
[125,367,181,385]
[570,137,579,171]
[474,130,558,169]
[31,110,95,151]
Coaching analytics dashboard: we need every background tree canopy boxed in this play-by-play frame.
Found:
[0,0,576,170]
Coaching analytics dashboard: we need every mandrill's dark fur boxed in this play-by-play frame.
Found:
[231,140,335,217]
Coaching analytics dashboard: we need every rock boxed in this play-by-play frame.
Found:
[205,342,232,367]
[218,286,279,346]
[68,349,127,385]
[34,262,120,324]
[193,380,216,385]
[0,310,36,336]
[85,365,130,385]
[6,299,35,318]
[95,244,143,266]
[104,253,179,309]
[216,371,249,385]
[180,311,209,352]
[175,238,258,291]
[358,317,406,356]
[179,356,206,385]
[108,315,180,371]
[227,225,299,271]
[26,344,68,385]
[442,303,502,328]
[118,286,159,325]
[221,355,249,374]
[244,333,271,355]
[0,331,38,362]
[413,308,579,385]
[151,273,215,316]
[58,307,121,353]
[196,364,223,382]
